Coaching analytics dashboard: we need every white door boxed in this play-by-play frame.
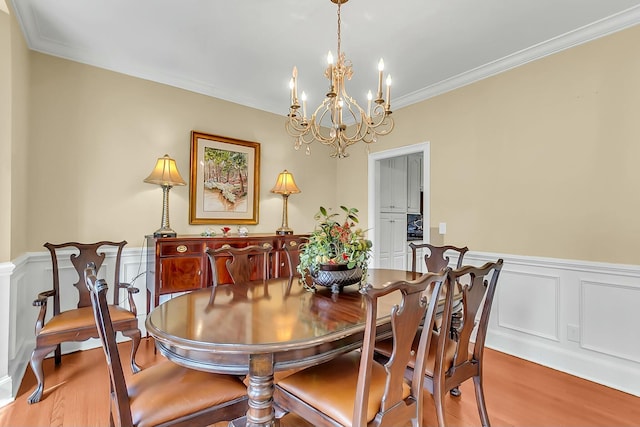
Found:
[368,143,430,270]
[377,212,407,270]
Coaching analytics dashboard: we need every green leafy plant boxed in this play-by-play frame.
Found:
[298,206,373,284]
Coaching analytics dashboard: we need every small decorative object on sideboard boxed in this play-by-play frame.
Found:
[238,226,249,237]
[221,227,231,237]
[298,206,372,293]
[201,227,216,237]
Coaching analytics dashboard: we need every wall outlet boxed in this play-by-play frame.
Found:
[567,324,580,342]
[439,222,447,234]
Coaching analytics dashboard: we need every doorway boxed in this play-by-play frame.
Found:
[367,142,430,268]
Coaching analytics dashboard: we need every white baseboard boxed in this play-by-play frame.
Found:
[0,374,14,407]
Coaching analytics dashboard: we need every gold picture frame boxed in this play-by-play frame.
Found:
[189,131,260,224]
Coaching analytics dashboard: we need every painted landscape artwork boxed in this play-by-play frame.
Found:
[189,132,260,225]
[203,147,248,213]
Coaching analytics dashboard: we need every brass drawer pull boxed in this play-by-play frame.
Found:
[176,245,188,253]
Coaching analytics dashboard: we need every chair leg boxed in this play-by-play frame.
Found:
[433,380,447,427]
[27,345,57,404]
[473,375,491,427]
[121,329,142,373]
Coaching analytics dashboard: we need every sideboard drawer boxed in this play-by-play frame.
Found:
[159,241,203,256]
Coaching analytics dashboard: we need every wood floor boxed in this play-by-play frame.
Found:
[1,337,638,426]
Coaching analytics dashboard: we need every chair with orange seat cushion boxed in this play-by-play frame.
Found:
[27,241,141,404]
[274,268,451,427]
[84,264,248,427]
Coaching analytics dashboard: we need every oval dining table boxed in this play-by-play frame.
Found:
[145,268,434,427]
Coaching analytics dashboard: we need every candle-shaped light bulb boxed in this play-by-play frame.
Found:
[385,75,392,110]
[367,90,373,117]
[377,59,384,100]
[327,51,335,91]
[292,66,298,103]
[289,77,294,105]
[301,91,307,120]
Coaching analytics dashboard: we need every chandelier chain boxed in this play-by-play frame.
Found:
[336,2,341,59]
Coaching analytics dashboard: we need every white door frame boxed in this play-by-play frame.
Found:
[367,142,430,267]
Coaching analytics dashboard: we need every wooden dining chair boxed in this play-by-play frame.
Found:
[206,243,273,286]
[84,264,249,427]
[205,244,274,304]
[274,268,451,427]
[407,242,469,396]
[27,241,141,404]
[376,259,504,427]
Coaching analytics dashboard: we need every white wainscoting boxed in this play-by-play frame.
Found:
[3,247,148,406]
[468,252,640,397]
[2,247,639,407]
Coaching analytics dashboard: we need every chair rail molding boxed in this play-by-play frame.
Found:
[0,247,639,407]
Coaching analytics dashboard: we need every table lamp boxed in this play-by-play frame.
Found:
[144,154,186,237]
[271,170,301,235]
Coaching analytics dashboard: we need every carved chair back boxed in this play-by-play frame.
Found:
[409,242,468,275]
[47,241,128,314]
[84,264,133,426]
[205,243,273,287]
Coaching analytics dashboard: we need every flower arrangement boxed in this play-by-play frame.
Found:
[298,206,373,286]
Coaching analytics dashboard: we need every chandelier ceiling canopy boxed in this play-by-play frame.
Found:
[286,0,395,159]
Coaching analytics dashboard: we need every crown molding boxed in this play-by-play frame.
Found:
[394,5,640,110]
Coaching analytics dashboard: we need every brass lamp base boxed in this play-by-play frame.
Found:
[276,228,294,235]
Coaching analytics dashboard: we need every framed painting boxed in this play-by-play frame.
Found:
[189,131,260,224]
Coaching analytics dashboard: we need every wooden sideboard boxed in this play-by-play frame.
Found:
[146,234,308,312]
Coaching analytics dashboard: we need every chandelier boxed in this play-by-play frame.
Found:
[286,0,394,158]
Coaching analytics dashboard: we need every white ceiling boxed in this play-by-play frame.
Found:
[9,0,640,116]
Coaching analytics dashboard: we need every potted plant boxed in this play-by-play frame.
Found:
[298,206,373,292]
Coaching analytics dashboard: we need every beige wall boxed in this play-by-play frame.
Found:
[340,25,640,265]
[9,3,28,259]
[0,3,28,262]
[0,6,11,262]
[24,53,337,251]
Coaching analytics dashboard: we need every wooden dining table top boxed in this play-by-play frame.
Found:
[145,268,429,375]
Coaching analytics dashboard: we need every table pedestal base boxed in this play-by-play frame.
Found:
[245,353,275,427]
